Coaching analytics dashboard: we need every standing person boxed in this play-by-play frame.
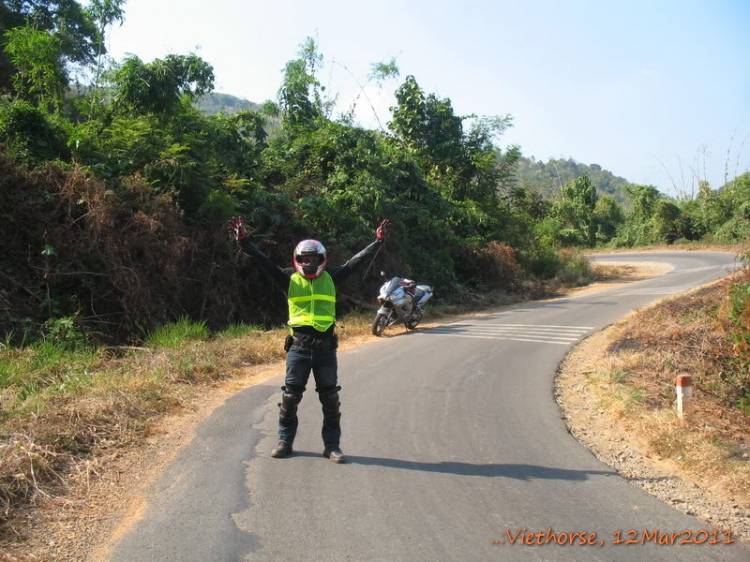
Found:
[228,216,391,463]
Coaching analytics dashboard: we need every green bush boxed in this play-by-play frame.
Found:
[42,316,88,348]
[713,217,750,243]
[521,242,561,279]
[555,249,593,286]
[0,99,71,163]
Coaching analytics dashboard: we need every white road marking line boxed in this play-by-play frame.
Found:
[446,325,588,333]
[418,332,572,345]
[449,323,594,330]
[421,322,592,346]
[429,328,580,340]
[441,324,589,337]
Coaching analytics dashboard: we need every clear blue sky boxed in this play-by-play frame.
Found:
[105,0,750,197]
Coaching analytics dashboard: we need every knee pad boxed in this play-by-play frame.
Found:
[316,385,341,403]
[282,384,305,396]
[279,384,304,421]
[317,385,341,421]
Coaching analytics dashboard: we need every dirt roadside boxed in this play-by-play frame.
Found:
[557,322,750,547]
[1,257,739,561]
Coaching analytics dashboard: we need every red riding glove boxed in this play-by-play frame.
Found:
[227,216,249,240]
[376,219,391,240]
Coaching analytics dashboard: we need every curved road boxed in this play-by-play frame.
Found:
[108,252,747,562]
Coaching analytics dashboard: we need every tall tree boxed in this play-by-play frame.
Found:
[278,38,331,132]
[0,0,100,94]
[110,54,215,117]
[389,75,514,205]
[626,184,660,219]
[3,24,65,108]
[555,173,599,246]
[593,195,624,242]
[86,0,125,117]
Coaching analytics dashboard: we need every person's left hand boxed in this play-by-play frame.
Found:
[376,218,391,240]
[227,216,249,240]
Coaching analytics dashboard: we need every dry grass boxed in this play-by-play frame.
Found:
[578,365,750,503]
[592,263,639,281]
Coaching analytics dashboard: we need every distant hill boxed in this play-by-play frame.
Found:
[194,93,261,115]
[514,156,631,203]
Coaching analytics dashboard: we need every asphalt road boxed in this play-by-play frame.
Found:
[108,252,748,562]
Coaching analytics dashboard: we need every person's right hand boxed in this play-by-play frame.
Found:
[376,218,391,240]
[227,216,249,240]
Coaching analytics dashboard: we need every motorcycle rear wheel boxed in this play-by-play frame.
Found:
[406,309,423,330]
[372,313,389,337]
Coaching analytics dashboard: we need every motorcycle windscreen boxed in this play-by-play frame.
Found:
[385,278,402,295]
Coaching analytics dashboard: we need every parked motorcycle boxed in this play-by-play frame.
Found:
[372,272,434,336]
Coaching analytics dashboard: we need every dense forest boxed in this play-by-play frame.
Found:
[0,0,749,344]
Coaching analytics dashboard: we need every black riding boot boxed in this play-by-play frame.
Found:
[274,385,304,457]
[318,385,344,463]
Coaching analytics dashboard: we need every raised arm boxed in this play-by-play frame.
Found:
[228,216,291,290]
[329,219,391,284]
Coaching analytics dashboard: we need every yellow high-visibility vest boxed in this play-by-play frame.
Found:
[287,272,336,332]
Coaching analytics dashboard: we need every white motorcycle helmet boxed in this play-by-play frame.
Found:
[293,239,328,279]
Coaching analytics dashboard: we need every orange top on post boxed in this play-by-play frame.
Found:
[675,375,693,387]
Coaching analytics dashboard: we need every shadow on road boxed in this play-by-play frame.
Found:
[341,456,616,480]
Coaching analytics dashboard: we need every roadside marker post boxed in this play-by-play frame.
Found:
[675,375,693,420]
